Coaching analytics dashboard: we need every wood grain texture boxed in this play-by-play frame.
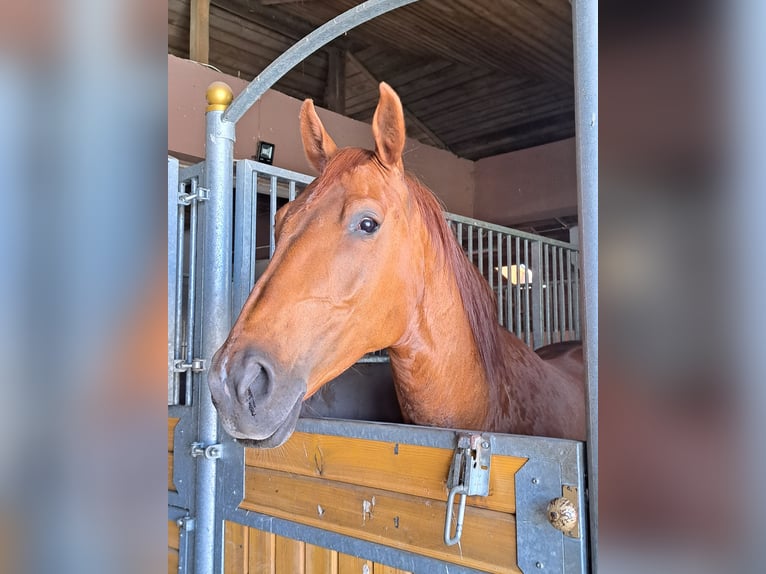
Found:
[338,554,372,574]
[275,534,306,574]
[225,521,249,573]
[168,417,178,452]
[248,527,276,574]
[168,520,180,551]
[240,467,519,573]
[305,543,338,574]
[168,454,175,492]
[245,431,526,514]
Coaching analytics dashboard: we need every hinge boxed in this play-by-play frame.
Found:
[173,358,206,373]
[178,187,209,205]
[443,433,492,546]
[191,442,222,459]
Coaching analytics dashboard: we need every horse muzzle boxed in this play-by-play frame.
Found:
[208,346,306,448]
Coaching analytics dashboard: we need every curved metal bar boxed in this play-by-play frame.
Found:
[443,485,469,546]
[223,0,420,125]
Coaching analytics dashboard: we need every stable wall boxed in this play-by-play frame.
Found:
[473,138,578,227]
[169,55,578,226]
[168,55,475,216]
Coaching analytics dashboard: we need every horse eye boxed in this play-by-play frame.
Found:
[358,217,379,234]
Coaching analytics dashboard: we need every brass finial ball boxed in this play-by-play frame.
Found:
[206,81,233,112]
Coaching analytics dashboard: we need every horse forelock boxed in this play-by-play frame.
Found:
[303,148,376,206]
[406,175,508,391]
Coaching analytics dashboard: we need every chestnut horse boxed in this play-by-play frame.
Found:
[209,83,585,447]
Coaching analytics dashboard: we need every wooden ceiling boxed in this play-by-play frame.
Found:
[168,0,575,161]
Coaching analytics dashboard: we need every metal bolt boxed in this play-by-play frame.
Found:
[482,441,490,449]
[536,561,544,569]
[532,478,539,484]
[176,518,184,527]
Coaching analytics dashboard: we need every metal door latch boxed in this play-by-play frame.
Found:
[173,358,206,373]
[191,442,222,459]
[443,433,492,546]
[178,187,209,205]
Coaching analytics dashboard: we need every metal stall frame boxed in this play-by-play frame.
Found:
[169,0,598,571]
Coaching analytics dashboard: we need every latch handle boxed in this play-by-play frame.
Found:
[444,484,469,546]
[442,433,492,547]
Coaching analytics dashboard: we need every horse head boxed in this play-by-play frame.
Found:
[209,83,423,447]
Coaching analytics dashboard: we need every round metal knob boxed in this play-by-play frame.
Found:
[546,497,578,533]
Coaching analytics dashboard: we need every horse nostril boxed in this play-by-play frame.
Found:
[233,357,272,415]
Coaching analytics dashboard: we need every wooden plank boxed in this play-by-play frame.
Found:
[241,467,519,574]
[168,454,176,492]
[338,554,372,574]
[249,527,276,574]
[325,47,346,114]
[275,534,305,574]
[168,418,179,453]
[245,432,525,514]
[373,564,410,574]
[190,0,210,64]
[305,543,338,574]
[225,521,248,573]
[168,520,180,551]
[168,549,179,574]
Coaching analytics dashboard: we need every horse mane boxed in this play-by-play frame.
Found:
[404,173,512,389]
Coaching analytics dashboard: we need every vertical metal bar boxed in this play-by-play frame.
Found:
[477,228,484,276]
[514,237,521,337]
[173,188,186,405]
[566,249,574,341]
[573,0,598,569]
[185,178,200,405]
[552,246,559,342]
[496,233,503,324]
[457,221,463,250]
[506,235,512,334]
[524,239,531,347]
[530,241,543,349]
[487,230,493,290]
[288,179,296,202]
[557,247,566,341]
[250,172,258,283]
[169,158,181,405]
[197,84,235,574]
[233,161,252,318]
[573,251,581,339]
[543,243,551,346]
[468,224,474,264]
[269,175,278,257]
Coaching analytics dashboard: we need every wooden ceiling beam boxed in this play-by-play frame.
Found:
[347,52,450,152]
[190,0,210,63]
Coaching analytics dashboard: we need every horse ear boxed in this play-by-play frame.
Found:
[372,82,406,169]
[299,99,338,173]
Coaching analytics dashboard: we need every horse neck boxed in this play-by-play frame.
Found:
[387,244,500,429]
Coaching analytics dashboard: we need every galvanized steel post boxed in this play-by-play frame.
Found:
[572,0,598,570]
[195,81,235,574]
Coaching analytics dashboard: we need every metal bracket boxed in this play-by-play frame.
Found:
[443,433,492,546]
[191,442,222,459]
[178,187,209,205]
[176,515,195,532]
[173,358,206,373]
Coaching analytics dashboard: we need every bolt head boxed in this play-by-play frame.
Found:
[536,561,544,568]
[481,441,490,449]
[532,477,539,484]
